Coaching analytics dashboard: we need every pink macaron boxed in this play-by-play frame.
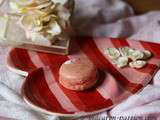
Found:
[59,57,98,91]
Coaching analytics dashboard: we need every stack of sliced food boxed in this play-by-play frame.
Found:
[9,0,73,45]
[105,46,152,69]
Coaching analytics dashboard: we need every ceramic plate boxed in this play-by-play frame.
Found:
[22,67,115,117]
[7,37,160,117]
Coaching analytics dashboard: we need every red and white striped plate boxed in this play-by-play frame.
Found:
[7,37,160,117]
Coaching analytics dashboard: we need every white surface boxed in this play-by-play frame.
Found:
[0,0,160,120]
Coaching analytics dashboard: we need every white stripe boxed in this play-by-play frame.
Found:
[43,67,79,112]
[96,72,118,100]
[127,40,145,50]
[27,51,79,112]
[97,72,131,102]
[96,87,110,100]
[148,58,160,66]
[27,51,45,67]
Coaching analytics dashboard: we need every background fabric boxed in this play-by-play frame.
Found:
[0,0,160,120]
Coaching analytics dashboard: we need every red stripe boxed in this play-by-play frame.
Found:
[16,48,37,70]
[111,38,130,47]
[137,42,160,73]
[25,68,70,114]
[10,49,24,70]
[134,64,158,74]
[77,37,143,93]
[37,51,113,112]
[10,48,36,72]
[37,52,67,67]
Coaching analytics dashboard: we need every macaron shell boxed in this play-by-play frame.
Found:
[59,58,97,83]
[59,58,98,91]
[59,76,98,91]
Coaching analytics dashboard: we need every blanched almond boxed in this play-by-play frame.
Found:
[116,56,128,68]
[119,46,134,57]
[129,60,147,69]
[143,50,152,59]
[129,50,144,61]
[105,48,120,59]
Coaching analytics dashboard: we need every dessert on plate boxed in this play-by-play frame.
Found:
[59,57,98,91]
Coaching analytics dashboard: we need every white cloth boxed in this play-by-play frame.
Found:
[0,0,160,120]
